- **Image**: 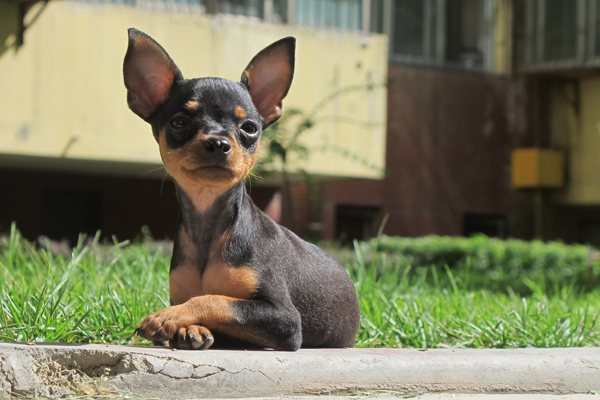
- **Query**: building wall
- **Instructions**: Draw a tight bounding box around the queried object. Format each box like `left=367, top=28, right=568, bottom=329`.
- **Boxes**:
left=543, top=76, right=600, bottom=244
left=0, top=166, right=286, bottom=242
left=322, top=63, right=531, bottom=241
left=0, top=1, right=387, bottom=181
left=0, top=0, right=389, bottom=241
left=493, top=0, right=513, bottom=75
left=0, top=168, right=178, bottom=242
left=549, top=77, right=600, bottom=204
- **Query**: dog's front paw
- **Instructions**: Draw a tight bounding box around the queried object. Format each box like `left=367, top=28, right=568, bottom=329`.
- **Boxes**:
left=135, top=304, right=196, bottom=343
left=170, top=325, right=214, bottom=350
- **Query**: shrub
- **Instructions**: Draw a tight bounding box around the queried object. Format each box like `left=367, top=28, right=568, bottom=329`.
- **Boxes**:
left=358, top=235, right=600, bottom=295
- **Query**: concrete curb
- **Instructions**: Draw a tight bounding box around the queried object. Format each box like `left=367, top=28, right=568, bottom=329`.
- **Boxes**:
left=1, top=343, right=599, bottom=399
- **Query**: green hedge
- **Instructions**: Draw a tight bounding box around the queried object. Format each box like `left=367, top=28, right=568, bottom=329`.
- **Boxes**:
left=359, top=235, right=600, bottom=294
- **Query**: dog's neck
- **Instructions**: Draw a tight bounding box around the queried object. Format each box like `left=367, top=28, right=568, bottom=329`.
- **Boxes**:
left=177, top=181, right=245, bottom=239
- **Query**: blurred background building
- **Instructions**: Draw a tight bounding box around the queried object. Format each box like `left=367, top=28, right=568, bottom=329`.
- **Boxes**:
left=0, top=0, right=388, bottom=243
left=321, top=0, right=600, bottom=247
left=1, top=0, right=599, bottom=247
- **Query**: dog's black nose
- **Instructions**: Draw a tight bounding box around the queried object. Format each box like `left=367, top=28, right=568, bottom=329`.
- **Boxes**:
left=204, top=137, right=232, bottom=154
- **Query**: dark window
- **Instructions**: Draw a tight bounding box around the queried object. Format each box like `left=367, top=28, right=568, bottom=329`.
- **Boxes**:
left=41, top=189, right=102, bottom=245
left=514, top=0, right=600, bottom=71
left=542, top=0, right=579, bottom=62
left=446, top=0, right=486, bottom=68
left=295, top=0, right=363, bottom=30
left=393, top=0, right=429, bottom=57
left=271, top=0, right=287, bottom=22
left=463, top=213, right=507, bottom=238
left=215, top=0, right=263, bottom=17
left=335, top=205, right=380, bottom=245
left=390, top=0, right=492, bottom=70
left=370, top=0, right=385, bottom=33
left=594, top=0, right=600, bottom=56
left=579, top=219, right=600, bottom=247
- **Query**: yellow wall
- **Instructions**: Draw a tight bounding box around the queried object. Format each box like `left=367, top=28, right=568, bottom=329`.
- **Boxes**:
left=549, top=77, right=600, bottom=204
left=0, top=1, right=387, bottom=180
left=493, top=0, right=512, bottom=74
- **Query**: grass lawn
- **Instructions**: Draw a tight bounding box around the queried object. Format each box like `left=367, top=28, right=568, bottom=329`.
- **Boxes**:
left=1, top=225, right=599, bottom=348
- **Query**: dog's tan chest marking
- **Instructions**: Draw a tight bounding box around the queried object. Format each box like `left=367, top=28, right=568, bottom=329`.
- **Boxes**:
left=170, top=228, right=259, bottom=305
left=202, top=264, right=258, bottom=300
left=170, top=264, right=204, bottom=305
left=170, top=263, right=259, bottom=305
left=170, top=229, right=202, bottom=305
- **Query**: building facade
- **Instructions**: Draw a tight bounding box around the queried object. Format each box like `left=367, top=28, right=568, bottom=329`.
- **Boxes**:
left=322, top=0, right=600, bottom=247
left=0, top=0, right=387, bottom=243
left=513, top=0, right=600, bottom=245
left=321, top=0, right=530, bottom=243
left=4, top=0, right=600, bottom=247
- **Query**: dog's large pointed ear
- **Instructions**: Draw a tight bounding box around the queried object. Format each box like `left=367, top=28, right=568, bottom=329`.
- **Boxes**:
left=123, top=28, right=183, bottom=120
left=241, top=37, right=295, bottom=128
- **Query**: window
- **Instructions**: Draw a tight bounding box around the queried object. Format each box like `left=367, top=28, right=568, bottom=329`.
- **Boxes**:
left=369, top=0, right=386, bottom=33
left=542, top=0, right=580, bottom=62
left=335, top=205, right=381, bottom=245
left=209, top=0, right=286, bottom=19
left=72, top=0, right=380, bottom=30
left=515, top=0, right=600, bottom=71
left=463, top=213, right=507, bottom=238
left=579, top=219, right=600, bottom=247
left=214, top=0, right=263, bottom=17
left=392, top=0, right=437, bottom=58
left=593, top=0, right=600, bottom=57
left=294, top=0, right=363, bottom=30
left=389, top=0, right=495, bottom=71
left=446, top=0, right=489, bottom=68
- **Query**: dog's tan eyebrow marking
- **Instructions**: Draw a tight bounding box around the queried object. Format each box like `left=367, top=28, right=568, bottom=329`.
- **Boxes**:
left=185, top=100, right=200, bottom=111
left=235, top=105, right=247, bottom=119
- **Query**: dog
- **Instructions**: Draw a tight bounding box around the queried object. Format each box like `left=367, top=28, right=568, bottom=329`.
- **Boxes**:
left=123, top=28, right=360, bottom=350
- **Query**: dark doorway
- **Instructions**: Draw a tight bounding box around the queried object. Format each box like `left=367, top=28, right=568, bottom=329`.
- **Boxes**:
left=41, top=189, right=102, bottom=244
left=463, top=213, right=507, bottom=238
left=335, top=205, right=381, bottom=245
left=579, top=219, right=600, bottom=248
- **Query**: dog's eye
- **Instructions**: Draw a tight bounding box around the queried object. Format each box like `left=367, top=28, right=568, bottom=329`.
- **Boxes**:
left=170, top=116, right=191, bottom=129
left=241, top=122, right=258, bottom=135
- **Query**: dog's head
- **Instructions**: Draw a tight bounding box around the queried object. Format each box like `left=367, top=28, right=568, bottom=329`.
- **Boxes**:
left=123, top=29, right=295, bottom=193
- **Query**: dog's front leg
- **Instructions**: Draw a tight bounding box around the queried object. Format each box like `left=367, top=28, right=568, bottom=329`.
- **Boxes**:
left=135, top=294, right=302, bottom=351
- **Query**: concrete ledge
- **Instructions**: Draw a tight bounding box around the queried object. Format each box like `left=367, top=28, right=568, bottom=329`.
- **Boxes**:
left=1, top=343, right=599, bottom=399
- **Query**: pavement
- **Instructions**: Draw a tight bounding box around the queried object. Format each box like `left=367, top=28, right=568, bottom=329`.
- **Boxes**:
left=0, top=343, right=599, bottom=399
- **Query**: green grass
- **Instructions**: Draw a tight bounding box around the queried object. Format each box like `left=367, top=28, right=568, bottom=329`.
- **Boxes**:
left=352, top=258, right=600, bottom=348
left=0, top=225, right=169, bottom=345
left=1, top=224, right=599, bottom=348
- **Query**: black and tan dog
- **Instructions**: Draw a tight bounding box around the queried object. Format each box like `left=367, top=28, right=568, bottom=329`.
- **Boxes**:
left=123, top=29, right=360, bottom=351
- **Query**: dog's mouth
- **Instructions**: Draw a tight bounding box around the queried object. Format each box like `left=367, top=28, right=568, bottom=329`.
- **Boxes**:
left=181, top=163, right=234, bottom=180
